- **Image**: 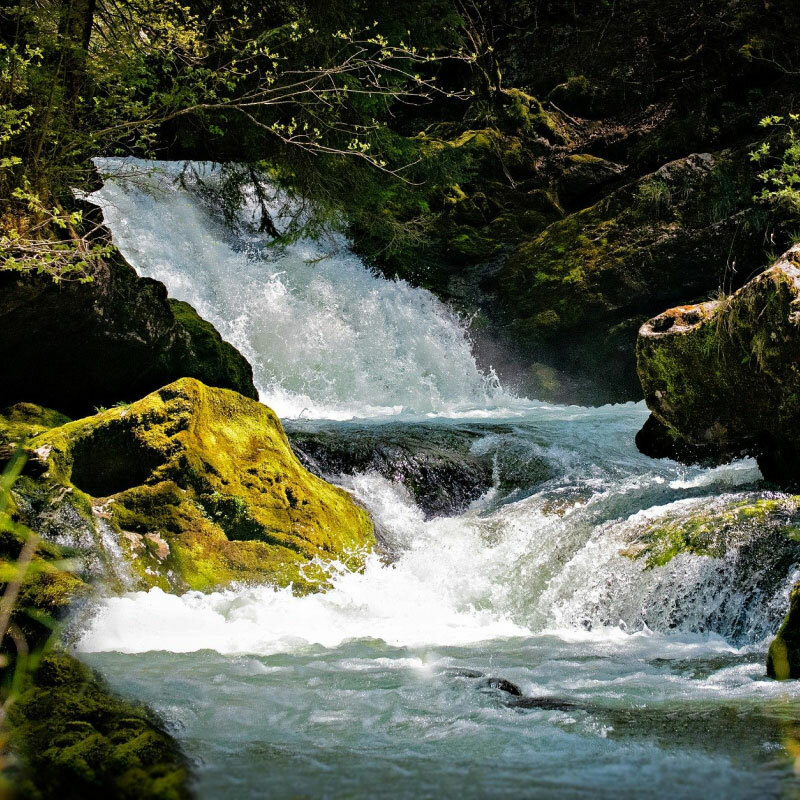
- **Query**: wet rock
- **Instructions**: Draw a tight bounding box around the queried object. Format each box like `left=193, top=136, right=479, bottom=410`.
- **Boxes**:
left=288, top=424, right=493, bottom=517
left=480, top=677, right=523, bottom=696
left=0, top=248, right=257, bottom=417
left=442, top=668, right=486, bottom=679
left=635, top=244, right=800, bottom=484
left=288, top=422, right=553, bottom=517
left=15, top=378, right=374, bottom=593
left=510, top=696, right=582, bottom=712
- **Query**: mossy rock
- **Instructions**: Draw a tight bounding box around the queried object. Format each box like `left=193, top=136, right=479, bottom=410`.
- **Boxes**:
left=7, top=652, right=191, bottom=800
left=768, top=582, right=800, bottom=680
left=636, top=244, right=800, bottom=483
left=620, top=495, right=800, bottom=569
left=492, top=150, right=764, bottom=403
left=22, top=378, right=374, bottom=593
left=0, top=250, right=257, bottom=417
left=167, top=299, right=256, bottom=401
left=0, top=403, right=71, bottom=453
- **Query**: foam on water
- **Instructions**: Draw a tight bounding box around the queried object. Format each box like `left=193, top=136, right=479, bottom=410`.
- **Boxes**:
left=75, top=159, right=800, bottom=799
left=81, top=158, right=797, bottom=663
left=79, top=439, right=787, bottom=656
left=89, top=158, right=519, bottom=420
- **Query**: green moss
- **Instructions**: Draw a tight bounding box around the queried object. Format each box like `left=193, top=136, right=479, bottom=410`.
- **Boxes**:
left=636, top=247, right=800, bottom=470
left=24, top=378, right=374, bottom=592
left=621, top=496, right=800, bottom=569
left=0, top=403, right=71, bottom=449
left=768, top=582, right=800, bottom=680
left=500, top=89, right=571, bottom=144
left=168, top=299, right=257, bottom=401
left=7, top=652, right=191, bottom=800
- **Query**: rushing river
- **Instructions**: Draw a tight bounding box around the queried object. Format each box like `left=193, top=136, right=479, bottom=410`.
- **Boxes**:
left=80, top=160, right=800, bottom=799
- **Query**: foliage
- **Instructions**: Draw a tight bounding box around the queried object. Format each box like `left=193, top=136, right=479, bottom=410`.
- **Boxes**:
left=751, top=115, right=800, bottom=217
left=0, top=0, right=473, bottom=278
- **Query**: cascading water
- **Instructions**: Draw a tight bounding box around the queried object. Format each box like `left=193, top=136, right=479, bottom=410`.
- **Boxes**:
left=90, top=158, right=513, bottom=420
left=80, top=160, right=800, bottom=799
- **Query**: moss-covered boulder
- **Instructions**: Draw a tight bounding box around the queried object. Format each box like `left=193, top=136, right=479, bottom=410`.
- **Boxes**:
left=0, top=246, right=257, bottom=417
left=0, top=403, right=71, bottom=455
left=768, top=583, right=800, bottom=681
left=616, top=492, right=800, bottom=662
left=19, top=378, right=373, bottom=592
left=7, top=652, right=190, bottom=800
left=493, top=150, right=764, bottom=402
left=636, top=244, right=800, bottom=483
left=620, top=495, right=800, bottom=569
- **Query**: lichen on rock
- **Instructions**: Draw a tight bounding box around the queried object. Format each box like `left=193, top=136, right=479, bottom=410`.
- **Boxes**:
left=17, top=378, right=374, bottom=593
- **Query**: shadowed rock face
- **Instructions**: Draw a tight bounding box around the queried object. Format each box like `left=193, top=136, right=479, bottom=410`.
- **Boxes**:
left=635, top=244, right=800, bottom=484
left=0, top=248, right=257, bottom=417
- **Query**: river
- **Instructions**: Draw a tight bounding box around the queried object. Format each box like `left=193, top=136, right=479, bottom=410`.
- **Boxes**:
left=78, top=159, right=800, bottom=799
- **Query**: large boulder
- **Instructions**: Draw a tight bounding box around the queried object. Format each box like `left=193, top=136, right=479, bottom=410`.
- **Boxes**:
left=288, top=421, right=554, bottom=518
left=13, top=378, right=374, bottom=593
left=636, top=244, right=800, bottom=483
left=0, top=250, right=257, bottom=417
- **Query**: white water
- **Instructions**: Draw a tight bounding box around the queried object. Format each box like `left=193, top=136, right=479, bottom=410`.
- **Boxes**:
left=90, top=158, right=519, bottom=420
left=81, top=161, right=797, bottom=658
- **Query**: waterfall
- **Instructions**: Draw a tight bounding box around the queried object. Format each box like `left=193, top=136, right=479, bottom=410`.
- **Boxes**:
left=89, top=158, right=517, bottom=420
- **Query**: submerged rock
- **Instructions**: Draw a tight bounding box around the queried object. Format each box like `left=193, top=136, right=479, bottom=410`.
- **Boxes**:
left=0, top=249, right=257, bottom=417
left=15, top=378, right=374, bottom=593
left=288, top=422, right=554, bottom=517
left=636, top=244, right=800, bottom=483
left=288, top=424, right=494, bottom=517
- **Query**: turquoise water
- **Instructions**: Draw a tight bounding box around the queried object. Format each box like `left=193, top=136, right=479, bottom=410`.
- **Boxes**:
left=78, top=407, right=800, bottom=800
left=84, top=634, right=800, bottom=799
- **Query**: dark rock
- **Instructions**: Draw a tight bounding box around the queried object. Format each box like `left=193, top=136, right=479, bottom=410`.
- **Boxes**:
left=510, top=696, right=582, bottom=712
left=480, top=677, right=523, bottom=696
left=0, top=248, right=257, bottom=417
left=288, top=424, right=494, bottom=517
left=493, top=150, right=766, bottom=404
left=557, top=153, right=628, bottom=208
left=442, top=668, right=486, bottom=679
left=288, top=422, right=554, bottom=517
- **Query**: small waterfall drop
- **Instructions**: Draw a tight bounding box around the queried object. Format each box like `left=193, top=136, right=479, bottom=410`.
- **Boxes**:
left=81, top=160, right=797, bottom=659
